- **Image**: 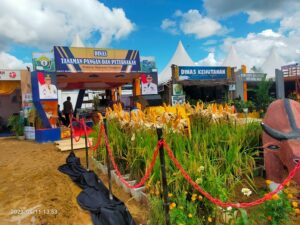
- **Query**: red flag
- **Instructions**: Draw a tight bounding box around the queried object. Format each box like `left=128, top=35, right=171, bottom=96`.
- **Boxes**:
left=37, top=72, right=45, bottom=85
left=140, top=73, right=147, bottom=84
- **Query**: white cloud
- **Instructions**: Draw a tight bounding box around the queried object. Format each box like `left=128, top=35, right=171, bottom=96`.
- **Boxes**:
left=196, top=52, right=219, bottom=66
left=179, top=10, right=226, bottom=38
left=280, top=11, right=300, bottom=32
left=160, top=19, right=178, bottom=35
left=161, top=9, right=227, bottom=39
left=220, top=27, right=300, bottom=69
left=0, top=0, right=135, bottom=49
left=0, top=52, right=31, bottom=69
left=204, top=0, right=300, bottom=23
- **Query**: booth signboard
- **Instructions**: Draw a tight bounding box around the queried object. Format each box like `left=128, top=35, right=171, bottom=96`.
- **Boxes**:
left=178, top=66, right=228, bottom=80
left=240, top=73, right=266, bottom=82
left=140, top=72, right=158, bottom=95
left=140, top=56, right=156, bottom=73
left=0, top=70, right=21, bottom=80
left=32, top=52, right=55, bottom=71
left=31, top=71, right=58, bottom=130
left=173, top=84, right=183, bottom=95
left=54, top=46, right=140, bottom=73
left=171, top=95, right=185, bottom=106
left=37, top=72, right=58, bottom=100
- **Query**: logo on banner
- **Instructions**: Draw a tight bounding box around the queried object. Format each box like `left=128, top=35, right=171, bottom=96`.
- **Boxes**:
left=32, top=52, right=55, bottom=71
left=9, top=72, right=16, bottom=78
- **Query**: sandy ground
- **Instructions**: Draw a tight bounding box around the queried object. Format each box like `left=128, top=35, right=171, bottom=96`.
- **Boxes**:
left=0, top=138, right=148, bottom=225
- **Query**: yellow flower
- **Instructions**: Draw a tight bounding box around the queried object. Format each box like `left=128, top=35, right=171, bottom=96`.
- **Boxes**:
left=283, top=189, right=289, bottom=194
left=265, top=180, right=273, bottom=185
left=192, top=193, right=197, bottom=197
left=169, top=202, right=176, bottom=210
left=272, top=194, right=280, bottom=200
left=179, top=206, right=184, bottom=210
left=288, top=194, right=293, bottom=199
left=198, top=195, right=203, bottom=201
left=188, top=213, right=193, bottom=218
left=184, top=191, right=188, bottom=195
left=168, top=193, right=173, bottom=198
left=208, top=216, right=212, bottom=222
left=292, top=201, right=299, bottom=208
left=294, top=208, right=300, bottom=214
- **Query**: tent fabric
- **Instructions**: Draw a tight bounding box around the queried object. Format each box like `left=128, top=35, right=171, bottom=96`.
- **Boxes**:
left=71, top=34, right=85, bottom=48
left=0, top=81, right=20, bottom=95
left=261, top=47, right=285, bottom=79
left=58, top=152, right=136, bottom=225
left=222, top=46, right=243, bottom=68
left=158, top=40, right=195, bottom=85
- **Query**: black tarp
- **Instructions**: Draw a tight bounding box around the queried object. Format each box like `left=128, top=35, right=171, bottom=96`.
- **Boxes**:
left=58, top=152, right=136, bottom=225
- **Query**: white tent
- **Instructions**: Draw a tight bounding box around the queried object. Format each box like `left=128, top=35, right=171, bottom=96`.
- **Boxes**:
left=158, top=41, right=194, bottom=85
left=222, top=46, right=243, bottom=69
left=261, top=47, right=285, bottom=79
left=196, top=52, right=218, bottom=66
left=71, top=34, right=85, bottom=48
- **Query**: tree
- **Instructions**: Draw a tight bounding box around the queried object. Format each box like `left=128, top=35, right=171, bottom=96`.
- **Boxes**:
left=255, top=77, right=273, bottom=113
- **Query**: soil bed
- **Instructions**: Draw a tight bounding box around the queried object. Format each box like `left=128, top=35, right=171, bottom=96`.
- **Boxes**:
left=0, top=138, right=148, bottom=225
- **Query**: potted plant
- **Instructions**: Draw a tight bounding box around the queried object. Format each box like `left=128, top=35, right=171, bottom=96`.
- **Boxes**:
left=7, top=113, right=24, bottom=139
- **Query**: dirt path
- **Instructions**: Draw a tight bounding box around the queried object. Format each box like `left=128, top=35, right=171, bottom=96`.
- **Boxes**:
left=0, top=138, right=148, bottom=225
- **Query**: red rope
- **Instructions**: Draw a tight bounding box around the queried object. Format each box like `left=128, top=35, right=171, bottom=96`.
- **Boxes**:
left=103, top=126, right=162, bottom=189
left=69, top=116, right=82, bottom=143
left=162, top=140, right=300, bottom=208
left=80, top=119, right=104, bottom=151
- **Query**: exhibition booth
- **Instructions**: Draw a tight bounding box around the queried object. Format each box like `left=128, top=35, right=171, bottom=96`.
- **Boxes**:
left=29, top=46, right=158, bottom=142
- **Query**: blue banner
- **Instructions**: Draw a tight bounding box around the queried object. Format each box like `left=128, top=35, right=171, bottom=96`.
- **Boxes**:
left=178, top=66, right=228, bottom=80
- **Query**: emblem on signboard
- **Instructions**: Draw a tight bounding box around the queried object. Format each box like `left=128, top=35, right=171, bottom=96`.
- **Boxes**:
left=9, top=72, right=16, bottom=78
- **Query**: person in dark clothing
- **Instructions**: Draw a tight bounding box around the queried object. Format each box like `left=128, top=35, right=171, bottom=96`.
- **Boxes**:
left=57, top=104, right=66, bottom=126
left=63, top=96, right=73, bottom=126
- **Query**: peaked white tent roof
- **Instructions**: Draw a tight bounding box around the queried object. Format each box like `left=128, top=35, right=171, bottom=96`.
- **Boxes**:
left=261, top=47, right=285, bottom=79
left=71, top=34, right=85, bottom=47
left=196, top=52, right=218, bottom=66
left=158, top=41, right=194, bottom=84
left=222, top=46, right=243, bottom=68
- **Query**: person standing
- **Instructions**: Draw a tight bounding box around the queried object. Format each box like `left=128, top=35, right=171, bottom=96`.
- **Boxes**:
left=63, top=96, right=73, bottom=126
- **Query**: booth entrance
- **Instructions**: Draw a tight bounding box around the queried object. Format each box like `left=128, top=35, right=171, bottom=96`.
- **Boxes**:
left=56, top=71, right=141, bottom=114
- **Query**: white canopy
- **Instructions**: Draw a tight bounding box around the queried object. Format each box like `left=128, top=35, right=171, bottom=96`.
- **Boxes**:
left=158, top=41, right=194, bottom=85
left=261, top=47, right=285, bottom=79
left=222, top=46, right=243, bottom=69
left=71, top=34, right=85, bottom=48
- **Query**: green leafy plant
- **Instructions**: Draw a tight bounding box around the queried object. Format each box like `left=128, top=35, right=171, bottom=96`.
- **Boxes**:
left=255, top=192, right=293, bottom=225
left=7, top=114, right=24, bottom=137
left=97, top=106, right=265, bottom=223
left=255, top=78, right=274, bottom=113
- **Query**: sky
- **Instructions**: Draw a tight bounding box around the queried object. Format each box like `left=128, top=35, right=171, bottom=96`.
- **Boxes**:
left=0, top=0, right=300, bottom=73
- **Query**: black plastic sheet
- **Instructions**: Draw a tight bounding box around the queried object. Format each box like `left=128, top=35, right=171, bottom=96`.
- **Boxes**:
left=58, top=152, right=136, bottom=225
